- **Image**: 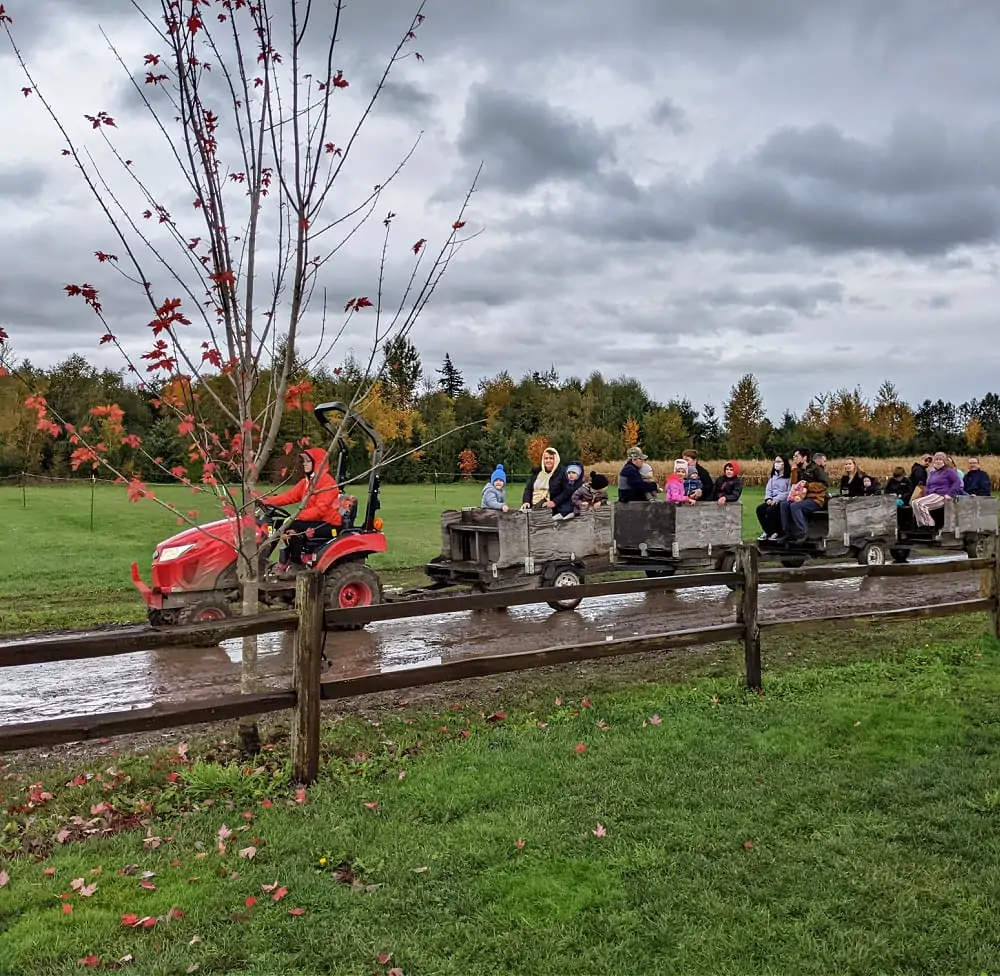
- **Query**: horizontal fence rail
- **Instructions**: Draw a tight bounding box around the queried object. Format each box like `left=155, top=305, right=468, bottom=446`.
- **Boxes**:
left=0, top=540, right=997, bottom=781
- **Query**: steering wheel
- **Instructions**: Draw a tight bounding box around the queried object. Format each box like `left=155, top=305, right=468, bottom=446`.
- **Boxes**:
left=255, top=501, right=293, bottom=523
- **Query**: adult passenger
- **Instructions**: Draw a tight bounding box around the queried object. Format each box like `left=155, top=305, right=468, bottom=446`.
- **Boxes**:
left=964, top=457, right=992, bottom=497
left=757, top=455, right=791, bottom=539
left=911, top=452, right=964, bottom=527
left=521, top=447, right=574, bottom=516
left=779, top=447, right=829, bottom=541
left=618, top=446, right=660, bottom=502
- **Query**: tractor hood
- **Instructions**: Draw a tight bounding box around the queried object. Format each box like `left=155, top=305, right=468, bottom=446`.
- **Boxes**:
left=155, top=518, right=238, bottom=554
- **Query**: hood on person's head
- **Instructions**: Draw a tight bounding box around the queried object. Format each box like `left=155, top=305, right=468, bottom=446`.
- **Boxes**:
left=490, top=464, right=506, bottom=486
left=590, top=472, right=609, bottom=491
left=566, top=463, right=583, bottom=481
left=724, top=460, right=741, bottom=477
left=541, top=448, right=560, bottom=472
left=302, top=448, right=328, bottom=475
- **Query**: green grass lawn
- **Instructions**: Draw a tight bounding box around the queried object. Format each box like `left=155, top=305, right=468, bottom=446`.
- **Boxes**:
left=0, top=483, right=766, bottom=633
left=1, top=627, right=998, bottom=975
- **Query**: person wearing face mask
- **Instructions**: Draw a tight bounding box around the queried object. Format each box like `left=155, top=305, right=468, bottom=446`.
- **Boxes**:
left=757, top=455, right=791, bottom=539
left=911, top=451, right=964, bottom=527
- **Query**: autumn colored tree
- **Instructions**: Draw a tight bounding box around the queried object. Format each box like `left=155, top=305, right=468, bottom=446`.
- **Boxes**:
left=870, top=381, right=916, bottom=444
left=526, top=436, right=549, bottom=467
left=621, top=416, right=641, bottom=450
left=0, top=1, right=480, bottom=749
left=724, top=373, right=766, bottom=455
left=966, top=417, right=987, bottom=450
left=457, top=448, right=478, bottom=479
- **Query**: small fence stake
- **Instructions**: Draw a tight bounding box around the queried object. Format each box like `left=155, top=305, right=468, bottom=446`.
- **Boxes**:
left=735, top=544, right=762, bottom=690
left=291, top=571, right=324, bottom=785
left=991, top=534, right=1000, bottom=641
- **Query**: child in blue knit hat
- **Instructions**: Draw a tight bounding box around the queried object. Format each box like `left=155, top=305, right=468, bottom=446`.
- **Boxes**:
left=482, top=464, right=509, bottom=512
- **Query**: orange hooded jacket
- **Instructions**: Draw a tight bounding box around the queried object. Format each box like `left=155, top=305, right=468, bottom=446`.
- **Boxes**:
left=265, top=448, right=342, bottom=526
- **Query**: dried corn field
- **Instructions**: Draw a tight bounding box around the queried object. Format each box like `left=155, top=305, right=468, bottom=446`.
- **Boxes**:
left=590, top=456, right=1000, bottom=489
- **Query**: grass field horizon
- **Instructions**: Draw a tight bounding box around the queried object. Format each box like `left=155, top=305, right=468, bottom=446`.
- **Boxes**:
left=0, top=482, right=766, bottom=632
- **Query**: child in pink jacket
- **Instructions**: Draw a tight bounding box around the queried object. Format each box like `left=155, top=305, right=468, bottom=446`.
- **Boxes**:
left=665, top=459, right=696, bottom=504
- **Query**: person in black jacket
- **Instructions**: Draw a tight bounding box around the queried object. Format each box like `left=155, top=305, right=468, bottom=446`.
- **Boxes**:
left=964, top=457, right=992, bottom=496
left=618, top=446, right=659, bottom=502
left=521, top=447, right=574, bottom=516
left=839, top=458, right=867, bottom=497
left=713, top=460, right=744, bottom=506
left=884, top=466, right=913, bottom=503
left=910, top=453, right=932, bottom=499
left=682, top=449, right=715, bottom=501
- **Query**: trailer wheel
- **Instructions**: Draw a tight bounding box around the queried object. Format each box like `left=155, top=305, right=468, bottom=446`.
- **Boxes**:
left=547, top=569, right=583, bottom=612
left=858, top=542, right=887, bottom=567
left=644, top=567, right=676, bottom=578
left=713, top=552, right=738, bottom=591
left=325, top=561, right=382, bottom=630
left=889, top=547, right=910, bottom=564
left=964, top=534, right=991, bottom=560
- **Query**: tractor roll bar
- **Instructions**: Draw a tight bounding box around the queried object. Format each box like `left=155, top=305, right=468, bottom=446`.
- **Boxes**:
left=313, top=401, right=384, bottom=531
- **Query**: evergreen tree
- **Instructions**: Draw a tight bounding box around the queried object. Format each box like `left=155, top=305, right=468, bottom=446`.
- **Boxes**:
left=723, top=373, right=766, bottom=455
left=436, top=353, right=465, bottom=398
left=382, top=334, right=423, bottom=408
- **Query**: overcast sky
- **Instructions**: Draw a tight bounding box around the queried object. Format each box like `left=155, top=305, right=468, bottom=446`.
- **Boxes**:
left=3, top=0, right=1000, bottom=418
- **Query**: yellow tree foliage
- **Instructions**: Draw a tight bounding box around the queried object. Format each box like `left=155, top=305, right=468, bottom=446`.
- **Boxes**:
left=621, top=416, right=640, bottom=450
left=358, top=381, right=416, bottom=445
left=479, top=372, right=514, bottom=430
left=827, top=387, right=871, bottom=433
left=966, top=417, right=987, bottom=449
left=724, top=373, right=766, bottom=454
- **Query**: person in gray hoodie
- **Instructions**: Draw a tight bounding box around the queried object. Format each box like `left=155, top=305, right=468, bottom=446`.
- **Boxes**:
left=482, top=464, right=509, bottom=512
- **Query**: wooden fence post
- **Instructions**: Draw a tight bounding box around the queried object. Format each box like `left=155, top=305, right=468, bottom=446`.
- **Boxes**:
left=291, top=571, right=325, bottom=785
left=990, top=533, right=1000, bottom=640
left=735, top=544, right=762, bottom=691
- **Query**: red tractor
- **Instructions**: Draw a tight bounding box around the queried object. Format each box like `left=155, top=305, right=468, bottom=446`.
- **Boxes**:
left=131, top=402, right=386, bottom=628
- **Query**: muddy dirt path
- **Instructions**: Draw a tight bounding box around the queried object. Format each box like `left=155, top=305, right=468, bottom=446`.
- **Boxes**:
left=0, top=557, right=983, bottom=727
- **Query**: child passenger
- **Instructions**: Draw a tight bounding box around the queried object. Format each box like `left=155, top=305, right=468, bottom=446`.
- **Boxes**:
left=481, top=465, right=509, bottom=512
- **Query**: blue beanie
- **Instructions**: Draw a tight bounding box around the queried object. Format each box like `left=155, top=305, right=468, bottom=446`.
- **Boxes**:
left=490, top=464, right=506, bottom=485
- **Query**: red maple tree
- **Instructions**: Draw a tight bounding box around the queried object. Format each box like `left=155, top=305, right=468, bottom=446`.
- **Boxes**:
left=0, top=0, right=479, bottom=722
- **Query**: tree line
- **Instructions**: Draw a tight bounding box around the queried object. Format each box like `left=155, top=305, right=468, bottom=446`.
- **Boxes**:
left=2, top=340, right=998, bottom=485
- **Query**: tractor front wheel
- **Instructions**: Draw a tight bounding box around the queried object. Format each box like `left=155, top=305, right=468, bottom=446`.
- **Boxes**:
left=325, top=561, right=383, bottom=630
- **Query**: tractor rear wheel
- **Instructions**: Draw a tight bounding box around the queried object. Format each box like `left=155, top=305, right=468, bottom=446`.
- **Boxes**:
left=325, top=561, right=383, bottom=630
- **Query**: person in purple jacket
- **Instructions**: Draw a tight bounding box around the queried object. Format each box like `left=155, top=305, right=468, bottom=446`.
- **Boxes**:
left=911, top=451, right=964, bottom=527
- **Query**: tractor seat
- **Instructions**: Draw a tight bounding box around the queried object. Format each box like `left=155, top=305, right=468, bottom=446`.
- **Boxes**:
left=339, top=496, right=359, bottom=532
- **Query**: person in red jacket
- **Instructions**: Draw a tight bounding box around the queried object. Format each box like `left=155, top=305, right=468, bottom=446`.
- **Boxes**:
left=263, top=448, right=342, bottom=576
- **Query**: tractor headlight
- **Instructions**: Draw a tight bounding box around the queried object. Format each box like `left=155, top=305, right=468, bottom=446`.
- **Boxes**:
left=157, top=544, right=195, bottom=562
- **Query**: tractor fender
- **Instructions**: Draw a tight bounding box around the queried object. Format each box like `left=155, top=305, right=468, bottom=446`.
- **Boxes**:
left=313, top=531, right=387, bottom=573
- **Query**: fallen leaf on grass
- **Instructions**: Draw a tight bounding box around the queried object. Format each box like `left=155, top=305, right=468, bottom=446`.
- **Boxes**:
left=363, top=802, right=379, bottom=811
left=56, top=828, right=72, bottom=844
left=238, top=846, right=257, bottom=860
left=118, top=955, right=135, bottom=965
left=217, top=824, right=232, bottom=842
left=119, top=864, right=139, bottom=876
left=261, top=799, right=273, bottom=809
left=188, top=936, right=202, bottom=946
left=43, top=867, right=56, bottom=877
left=70, top=878, right=86, bottom=891
left=77, top=955, right=100, bottom=968
left=574, top=743, right=587, bottom=754
left=411, top=866, right=428, bottom=873
left=592, top=824, right=607, bottom=838
left=294, top=787, right=308, bottom=805
left=581, top=698, right=592, bottom=708
left=711, top=696, right=720, bottom=705
left=486, top=711, right=506, bottom=722
left=0, top=870, right=8, bottom=887
left=554, top=696, right=563, bottom=706
left=377, top=952, right=393, bottom=965
left=649, top=714, right=662, bottom=726
left=140, top=871, right=155, bottom=881
left=744, top=840, right=754, bottom=850
left=288, top=907, right=306, bottom=916
left=140, top=881, right=157, bottom=891
left=62, top=903, right=73, bottom=915
left=90, top=802, right=112, bottom=816
left=187, top=965, right=200, bottom=974
left=245, top=896, right=257, bottom=908
left=79, top=883, right=98, bottom=898
left=514, top=838, right=525, bottom=850
left=389, top=968, right=404, bottom=976
left=121, top=914, right=139, bottom=927
left=170, top=859, right=182, bottom=867
left=271, top=886, right=289, bottom=902
left=261, top=881, right=280, bottom=893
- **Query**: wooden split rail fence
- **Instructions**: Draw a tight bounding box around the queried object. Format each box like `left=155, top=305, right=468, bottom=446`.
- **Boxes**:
left=1, top=540, right=998, bottom=783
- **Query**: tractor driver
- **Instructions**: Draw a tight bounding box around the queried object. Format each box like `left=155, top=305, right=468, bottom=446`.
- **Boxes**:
left=263, top=448, right=343, bottom=578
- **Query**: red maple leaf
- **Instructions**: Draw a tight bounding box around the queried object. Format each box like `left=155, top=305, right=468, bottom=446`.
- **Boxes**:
left=452, top=220, right=466, bottom=230
left=77, top=955, right=100, bottom=968
left=331, top=70, right=349, bottom=88
left=21, top=87, right=31, bottom=97
left=126, top=478, right=148, bottom=503
left=412, top=238, right=426, bottom=255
